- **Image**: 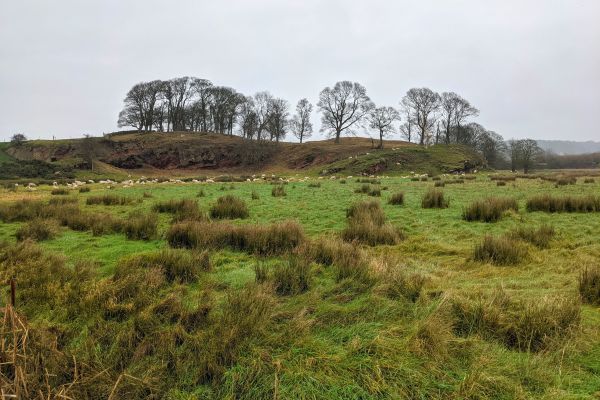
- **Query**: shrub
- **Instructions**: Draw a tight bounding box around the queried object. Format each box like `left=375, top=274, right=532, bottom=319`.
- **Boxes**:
left=271, top=185, right=286, bottom=197
left=462, top=197, right=519, bottom=222
left=473, top=235, right=527, bottom=265
left=15, top=219, right=58, bottom=241
left=509, top=224, right=555, bottom=248
left=273, top=256, right=311, bottom=295
left=434, top=181, right=445, bottom=187
left=451, top=291, right=580, bottom=352
left=86, top=194, right=134, bottom=206
left=578, top=266, right=600, bottom=305
left=388, top=192, right=404, bottom=205
left=117, top=249, right=211, bottom=283
left=167, top=220, right=305, bottom=255
left=209, top=195, right=249, bottom=219
left=421, top=188, right=449, bottom=209
left=526, top=195, right=600, bottom=213
left=123, top=212, right=158, bottom=240
left=342, top=200, right=403, bottom=246
left=78, top=186, right=91, bottom=193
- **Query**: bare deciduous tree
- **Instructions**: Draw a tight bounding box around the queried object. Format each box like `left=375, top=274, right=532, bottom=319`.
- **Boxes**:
left=368, top=106, right=400, bottom=148
left=266, top=98, right=290, bottom=142
left=291, top=98, right=313, bottom=143
left=401, top=88, right=441, bottom=146
left=317, top=81, right=374, bottom=143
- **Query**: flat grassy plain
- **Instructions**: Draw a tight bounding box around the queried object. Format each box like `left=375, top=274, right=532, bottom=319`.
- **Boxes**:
left=0, top=173, right=599, bottom=398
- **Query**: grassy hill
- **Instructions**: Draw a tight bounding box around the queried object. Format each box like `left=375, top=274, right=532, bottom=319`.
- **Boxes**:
left=2, top=132, right=484, bottom=179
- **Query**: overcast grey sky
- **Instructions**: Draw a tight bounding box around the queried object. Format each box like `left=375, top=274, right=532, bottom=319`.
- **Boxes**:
left=1, top=0, right=599, bottom=142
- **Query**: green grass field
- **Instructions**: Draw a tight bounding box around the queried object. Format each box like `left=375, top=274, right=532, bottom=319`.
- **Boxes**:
left=0, top=173, right=599, bottom=398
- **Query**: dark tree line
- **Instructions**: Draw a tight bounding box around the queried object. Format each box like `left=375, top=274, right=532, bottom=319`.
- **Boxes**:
left=117, top=77, right=543, bottom=171
left=117, top=77, right=311, bottom=142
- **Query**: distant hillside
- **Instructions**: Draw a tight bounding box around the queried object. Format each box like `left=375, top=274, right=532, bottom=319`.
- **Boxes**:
left=537, top=140, right=600, bottom=155
left=2, top=132, right=484, bottom=177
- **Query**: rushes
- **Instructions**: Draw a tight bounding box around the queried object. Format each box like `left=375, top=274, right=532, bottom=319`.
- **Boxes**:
left=209, top=195, right=249, bottom=219
left=462, top=197, right=518, bottom=222
left=86, top=194, right=135, bottom=206
left=526, top=194, right=600, bottom=212
left=421, top=188, right=449, bottom=209
left=578, top=266, right=600, bottom=305
left=388, top=192, right=404, bottom=205
left=473, top=235, right=527, bottom=265
left=167, top=220, right=305, bottom=255
left=342, top=200, right=403, bottom=246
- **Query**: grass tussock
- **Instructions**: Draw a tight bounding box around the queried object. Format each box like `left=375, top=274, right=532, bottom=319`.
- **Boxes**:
left=451, top=290, right=580, bottom=352
left=272, top=256, right=312, bottom=295
left=15, top=219, right=59, bottom=241
left=421, top=188, right=449, bottom=209
left=153, top=198, right=205, bottom=221
left=342, top=200, right=403, bottom=246
left=86, top=194, right=134, bottom=206
left=578, top=266, right=600, bottom=305
left=48, top=196, right=78, bottom=205
left=496, top=181, right=507, bottom=186
left=509, top=224, right=555, bottom=248
left=526, top=194, right=600, bottom=213
left=51, top=188, right=69, bottom=195
left=308, top=182, right=321, bottom=188
left=462, top=197, right=519, bottom=222
left=117, top=248, right=211, bottom=283
left=473, top=235, right=528, bottom=265
left=251, top=190, right=259, bottom=200
left=583, top=178, right=595, bottom=184
left=434, top=181, right=445, bottom=187
left=209, top=195, right=249, bottom=219
left=123, top=212, right=159, bottom=240
left=78, top=186, right=91, bottom=193
left=167, top=220, right=305, bottom=255
left=271, top=185, right=286, bottom=197
left=377, top=267, right=427, bottom=302
left=388, top=192, right=404, bottom=205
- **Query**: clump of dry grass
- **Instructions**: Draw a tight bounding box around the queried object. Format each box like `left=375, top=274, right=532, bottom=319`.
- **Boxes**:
left=51, top=188, right=70, bottom=195
left=421, top=188, right=449, bottom=209
left=15, top=219, right=59, bottom=241
left=473, top=235, right=527, bottom=265
left=117, top=248, right=211, bottom=284
left=462, top=197, right=519, bottom=222
left=583, top=178, right=595, bottom=184
left=272, top=256, right=312, bottom=295
left=377, top=267, right=427, bottom=302
left=167, top=220, right=305, bottom=255
left=153, top=198, right=205, bottom=221
left=388, top=192, right=404, bottom=205
left=123, top=212, right=158, bottom=240
left=509, top=224, right=555, bottom=248
left=341, top=200, right=403, bottom=246
left=434, top=181, right=445, bottom=187
left=496, top=181, right=507, bottom=186
left=526, top=194, right=600, bottom=212
left=48, top=196, right=78, bottom=205
left=578, top=266, right=600, bottom=305
left=86, top=194, right=134, bottom=206
left=209, top=195, right=249, bottom=219
left=271, top=185, right=286, bottom=197
left=79, top=186, right=91, bottom=193
left=451, top=290, right=580, bottom=352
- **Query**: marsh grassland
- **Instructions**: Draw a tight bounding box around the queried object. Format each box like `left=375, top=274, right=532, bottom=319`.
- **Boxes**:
left=1, top=172, right=599, bottom=399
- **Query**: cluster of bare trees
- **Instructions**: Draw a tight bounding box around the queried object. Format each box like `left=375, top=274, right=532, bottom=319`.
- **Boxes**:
left=117, top=78, right=542, bottom=169
left=117, top=77, right=312, bottom=143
